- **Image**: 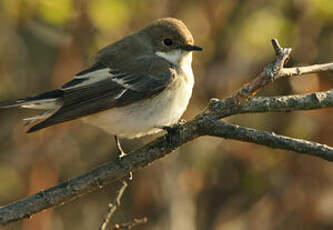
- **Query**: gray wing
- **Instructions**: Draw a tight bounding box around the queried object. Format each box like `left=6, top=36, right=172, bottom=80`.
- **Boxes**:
left=27, top=55, right=176, bottom=132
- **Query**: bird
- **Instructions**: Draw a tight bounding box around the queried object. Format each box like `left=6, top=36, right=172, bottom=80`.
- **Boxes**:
left=0, top=17, right=202, bottom=156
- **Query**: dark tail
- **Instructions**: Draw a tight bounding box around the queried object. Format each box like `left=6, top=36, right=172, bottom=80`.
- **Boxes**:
left=0, top=89, right=64, bottom=133
left=0, top=89, right=64, bottom=108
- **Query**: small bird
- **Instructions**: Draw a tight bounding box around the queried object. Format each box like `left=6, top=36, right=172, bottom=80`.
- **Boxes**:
left=0, top=17, right=202, bottom=155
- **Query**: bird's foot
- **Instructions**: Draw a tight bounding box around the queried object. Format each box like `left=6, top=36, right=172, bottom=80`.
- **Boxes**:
left=160, top=119, right=186, bottom=147
left=118, top=149, right=127, bottom=159
left=161, top=119, right=186, bottom=132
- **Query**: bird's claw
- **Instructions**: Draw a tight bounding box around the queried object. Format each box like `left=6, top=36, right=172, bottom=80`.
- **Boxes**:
left=118, top=150, right=127, bottom=159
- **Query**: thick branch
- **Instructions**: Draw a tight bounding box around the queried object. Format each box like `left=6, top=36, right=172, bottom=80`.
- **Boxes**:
left=1, top=108, right=333, bottom=224
left=0, top=120, right=199, bottom=225
left=0, top=39, right=332, bottom=225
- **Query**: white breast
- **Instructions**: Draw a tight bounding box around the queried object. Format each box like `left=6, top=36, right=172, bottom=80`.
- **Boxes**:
left=82, top=52, right=194, bottom=138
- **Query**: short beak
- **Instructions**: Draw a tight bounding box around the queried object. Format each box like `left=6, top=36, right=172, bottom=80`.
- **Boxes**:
left=180, top=44, right=203, bottom=51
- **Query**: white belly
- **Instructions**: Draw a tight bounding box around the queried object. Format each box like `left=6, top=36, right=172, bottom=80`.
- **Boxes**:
left=82, top=72, right=194, bottom=138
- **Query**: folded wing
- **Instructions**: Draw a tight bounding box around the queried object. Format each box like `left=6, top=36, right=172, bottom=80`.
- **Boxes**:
left=27, top=55, right=176, bottom=132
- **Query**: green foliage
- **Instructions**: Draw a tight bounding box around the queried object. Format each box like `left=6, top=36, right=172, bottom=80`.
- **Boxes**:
left=88, top=0, right=131, bottom=30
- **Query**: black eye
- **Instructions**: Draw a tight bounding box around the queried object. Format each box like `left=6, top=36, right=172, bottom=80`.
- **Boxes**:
left=163, top=38, right=173, bottom=46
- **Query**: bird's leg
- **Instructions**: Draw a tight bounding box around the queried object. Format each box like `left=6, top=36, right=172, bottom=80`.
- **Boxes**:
left=114, top=135, right=132, bottom=180
left=114, top=135, right=126, bottom=158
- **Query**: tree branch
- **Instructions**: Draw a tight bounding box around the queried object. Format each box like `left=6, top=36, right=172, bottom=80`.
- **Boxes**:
left=282, top=63, right=333, bottom=77
left=207, top=39, right=333, bottom=120
left=200, top=120, right=333, bottom=161
left=208, top=89, right=333, bottom=116
left=100, top=181, right=128, bottom=230
left=109, top=218, right=148, bottom=230
left=0, top=39, right=332, bottom=225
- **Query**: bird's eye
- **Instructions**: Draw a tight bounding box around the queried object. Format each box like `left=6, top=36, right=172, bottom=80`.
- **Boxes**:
left=163, top=38, right=173, bottom=46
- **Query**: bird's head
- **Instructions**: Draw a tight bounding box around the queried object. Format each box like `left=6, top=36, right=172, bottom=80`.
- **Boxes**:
left=142, top=17, right=202, bottom=65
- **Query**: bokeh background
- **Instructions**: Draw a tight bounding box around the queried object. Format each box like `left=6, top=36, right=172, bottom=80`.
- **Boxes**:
left=0, top=0, right=333, bottom=229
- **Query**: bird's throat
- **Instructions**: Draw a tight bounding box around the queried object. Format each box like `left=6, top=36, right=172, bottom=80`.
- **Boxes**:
left=155, top=50, right=192, bottom=66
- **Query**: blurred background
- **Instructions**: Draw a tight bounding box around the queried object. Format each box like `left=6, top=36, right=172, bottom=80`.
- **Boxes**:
left=0, top=0, right=332, bottom=229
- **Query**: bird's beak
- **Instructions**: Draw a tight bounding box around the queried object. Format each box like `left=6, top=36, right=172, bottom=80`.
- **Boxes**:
left=180, top=44, right=203, bottom=51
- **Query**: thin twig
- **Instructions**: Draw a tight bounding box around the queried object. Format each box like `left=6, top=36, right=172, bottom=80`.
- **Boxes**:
left=282, top=63, right=333, bottom=77
left=100, top=181, right=128, bottom=230
left=109, top=217, right=148, bottom=230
